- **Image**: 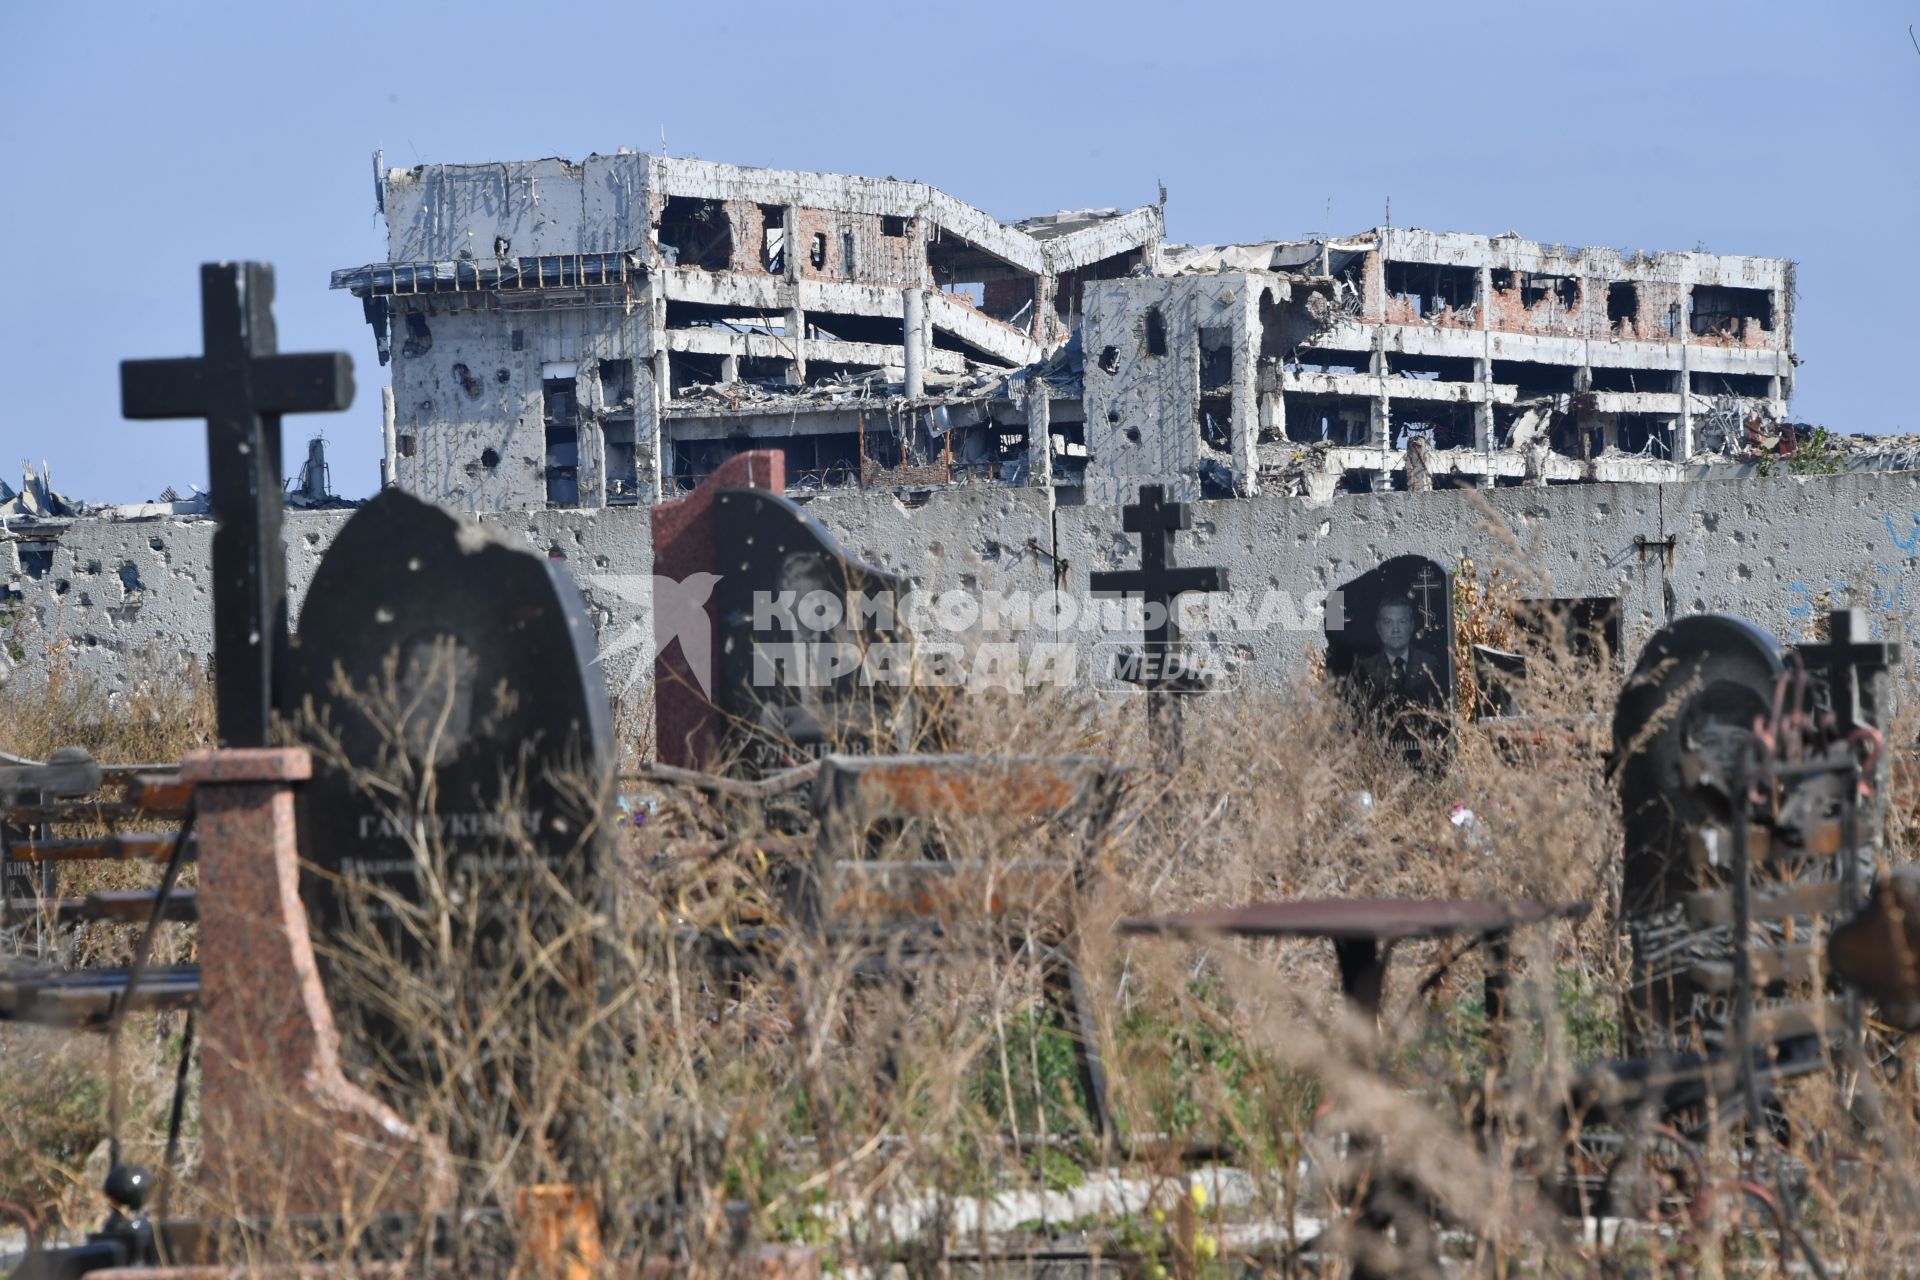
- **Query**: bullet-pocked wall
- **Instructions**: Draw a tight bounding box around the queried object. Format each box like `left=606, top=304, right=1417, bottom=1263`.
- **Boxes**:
left=390, top=300, right=656, bottom=512
left=7, top=473, right=1919, bottom=722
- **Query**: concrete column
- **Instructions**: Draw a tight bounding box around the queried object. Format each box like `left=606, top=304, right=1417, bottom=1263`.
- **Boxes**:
left=1261, top=388, right=1285, bottom=448
left=1369, top=343, right=1391, bottom=450
left=380, top=385, right=397, bottom=489
left=785, top=306, right=807, bottom=386
left=1407, top=435, right=1434, bottom=491
left=721, top=352, right=740, bottom=384
left=782, top=206, right=806, bottom=387
left=902, top=287, right=926, bottom=399
left=1474, top=265, right=1495, bottom=487
left=1026, top=379, right=1054, bottom=488
left=1231, top=296, right=1260, bottom=496
left=635, top=359, right=662, bottom=504
left=1676, top=337, right=1693, bottom=462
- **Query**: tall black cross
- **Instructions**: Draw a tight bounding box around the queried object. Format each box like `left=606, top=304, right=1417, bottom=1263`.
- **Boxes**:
left=1795, top=606, right=1900, bottom=738
left=1090, top=484, right=1230, bottom=764
left=121, top=264, right=354, bottom=747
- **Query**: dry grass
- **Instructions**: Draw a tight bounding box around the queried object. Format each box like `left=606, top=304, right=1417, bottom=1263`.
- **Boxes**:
left=3, top=607, right=1919, bottom=1276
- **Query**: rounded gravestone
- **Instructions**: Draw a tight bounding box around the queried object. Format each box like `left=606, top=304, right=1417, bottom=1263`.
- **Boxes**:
left=1325, top=554, right=1455, bottom=762
left=280, top=488, right=614, bottom=1171
left=1612, top=613, right=1784, bottom=1053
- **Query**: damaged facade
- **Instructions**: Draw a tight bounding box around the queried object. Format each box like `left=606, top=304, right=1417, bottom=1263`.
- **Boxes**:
left=330, top=156, right=1794, bottom=510
left=332, top=153, right=1160, bottom=510
left=1085, top=229, right=1794, bottom=502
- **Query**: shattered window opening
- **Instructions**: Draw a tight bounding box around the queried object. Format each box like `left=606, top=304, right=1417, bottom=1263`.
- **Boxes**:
left=1289, top=348, right=1368, bottom=376
left=1390, top=399, right=1475, bottom=451
left=1284, top=392, right=1371, bottom=446
left=759, top=205, right=787, bottom=273
left=1386, top=352, right=1478, bottom=382
left=1607, top=282, right=1639, bottom=333
left=1491, top=359, right=1579, bottom=396
left=543, top=376, right=581, bottom=508
left=1143, top=306, right=1168, bottom=357
left=657, top=196, right=734, bottom=271
left=1690, top=371, right=1773, bottom=398
left=1492, top=269, right=1578, bottom=312
left=604, top=418, right=637, bottom=504
left=1616, top=414, right=1672, bottom=458
left=1384, top=261, right=1476, bottom=318
left=1199, top=327, right=1235, bottom=392
left=1689, top=284, right=1774, bottom=338
left=1590, top=367, right=1654, bottom=393
left=598, top=359, right=636, bottom=407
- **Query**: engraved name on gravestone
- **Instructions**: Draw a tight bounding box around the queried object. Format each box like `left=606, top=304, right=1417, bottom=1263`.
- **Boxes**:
left=281, top=488, right=614, bottom=1164
left=1613, top=614, right=1786, bottom=1055
left=1325, top=555, right=1455, bottom=760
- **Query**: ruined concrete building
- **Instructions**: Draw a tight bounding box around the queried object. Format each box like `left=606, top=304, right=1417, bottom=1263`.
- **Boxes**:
left=1085, top=229, right=1793, bottom=502
left=332, top=153, right=1159, bottom=510
left=331, top=153, right=1794, bottom=510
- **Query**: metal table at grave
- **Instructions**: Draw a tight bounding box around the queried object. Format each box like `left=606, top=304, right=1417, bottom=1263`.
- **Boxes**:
left=1119, top=897, right=1588, bottom=1021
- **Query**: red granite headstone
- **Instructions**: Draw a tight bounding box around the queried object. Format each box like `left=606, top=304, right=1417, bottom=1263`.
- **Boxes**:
left=650, top=451, right=786, bottom=768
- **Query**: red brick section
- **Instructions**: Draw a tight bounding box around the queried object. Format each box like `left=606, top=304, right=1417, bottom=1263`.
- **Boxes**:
left=180, top=747, right=452, bottom=1218
left=650, top=450, right=786, bottom=769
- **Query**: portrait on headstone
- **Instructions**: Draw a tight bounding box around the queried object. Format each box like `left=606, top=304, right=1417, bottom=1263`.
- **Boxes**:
left=1325, top=555, right=1455, bottom=756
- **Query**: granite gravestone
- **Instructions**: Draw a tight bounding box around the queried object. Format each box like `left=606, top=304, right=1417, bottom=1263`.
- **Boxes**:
left=650, top=451, right=787, bottom=769
left=1326, top=555, right=1454, bottom=758
left=1612, top=614, right=1785, bottom=1054
left=281, top=488, right=615, bottom=1168
left=711, top=486, right=912, bottom=774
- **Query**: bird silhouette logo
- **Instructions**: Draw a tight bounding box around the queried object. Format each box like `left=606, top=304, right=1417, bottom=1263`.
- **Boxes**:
left=583, top=573, right=723, bottom=699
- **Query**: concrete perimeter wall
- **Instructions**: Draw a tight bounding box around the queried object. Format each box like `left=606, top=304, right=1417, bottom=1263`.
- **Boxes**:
left=6, top=473, right=1918, bottom=716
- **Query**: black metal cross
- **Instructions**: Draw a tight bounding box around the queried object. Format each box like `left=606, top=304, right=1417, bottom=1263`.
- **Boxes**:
left=1090, top=484, right=1229, bottom=764
left=121, top=264, right=354, bottom=748
left=1795, top=607, right=1899, bottom=737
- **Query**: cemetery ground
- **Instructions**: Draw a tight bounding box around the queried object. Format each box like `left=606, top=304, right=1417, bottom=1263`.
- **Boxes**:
left=5, top=607, right=1920, bottom=1278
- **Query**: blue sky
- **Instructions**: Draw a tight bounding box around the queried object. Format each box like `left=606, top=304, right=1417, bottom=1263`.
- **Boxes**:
left=2, top=0, right=1915, bottom=504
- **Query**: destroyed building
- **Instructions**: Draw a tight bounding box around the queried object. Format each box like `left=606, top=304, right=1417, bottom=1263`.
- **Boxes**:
left=1085, top=229, right=1794, bottom=503
left=331, top=153, right=1161, bottom=511
left=328, top=156, right=1794, bottom=511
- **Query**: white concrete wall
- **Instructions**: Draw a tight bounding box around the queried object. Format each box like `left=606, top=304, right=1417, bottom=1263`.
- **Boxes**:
left=383, top=154, right=652, bottom=262
left=1082, top=274, right=1262, bottom=505
left=9, top=473, right=1920, bottom=715
left=391, top=298, right=656, bottom=512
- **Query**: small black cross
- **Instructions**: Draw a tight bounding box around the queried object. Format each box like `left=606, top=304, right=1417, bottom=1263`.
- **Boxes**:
left=1090, top=484, right=1229, bottom=762
left=121, top=264, right=354, bottom=747
left=1794, top=607, right=1899, bottom=737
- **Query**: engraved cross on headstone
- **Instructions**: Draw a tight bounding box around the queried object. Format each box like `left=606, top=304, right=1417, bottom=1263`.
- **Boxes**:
left=1090, top=484, right=1229, bottom=765
left=120, top=264, right=354, bottom=747
left=1411, top=563, right=1447, bottom=632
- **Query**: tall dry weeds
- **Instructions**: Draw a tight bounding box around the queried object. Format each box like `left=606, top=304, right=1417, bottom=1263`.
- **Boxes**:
left=6, top=597, right=1920, bottom=1275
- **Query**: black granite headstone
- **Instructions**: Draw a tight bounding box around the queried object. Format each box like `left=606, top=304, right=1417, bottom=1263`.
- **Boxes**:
left=1326, top=555, right=1455, bottom=757
left=1612, top=614, right=1785, bottom=1053
left=280, top=488, right=614, bottom=1168
left=711, top=487, right=912, bottom=772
